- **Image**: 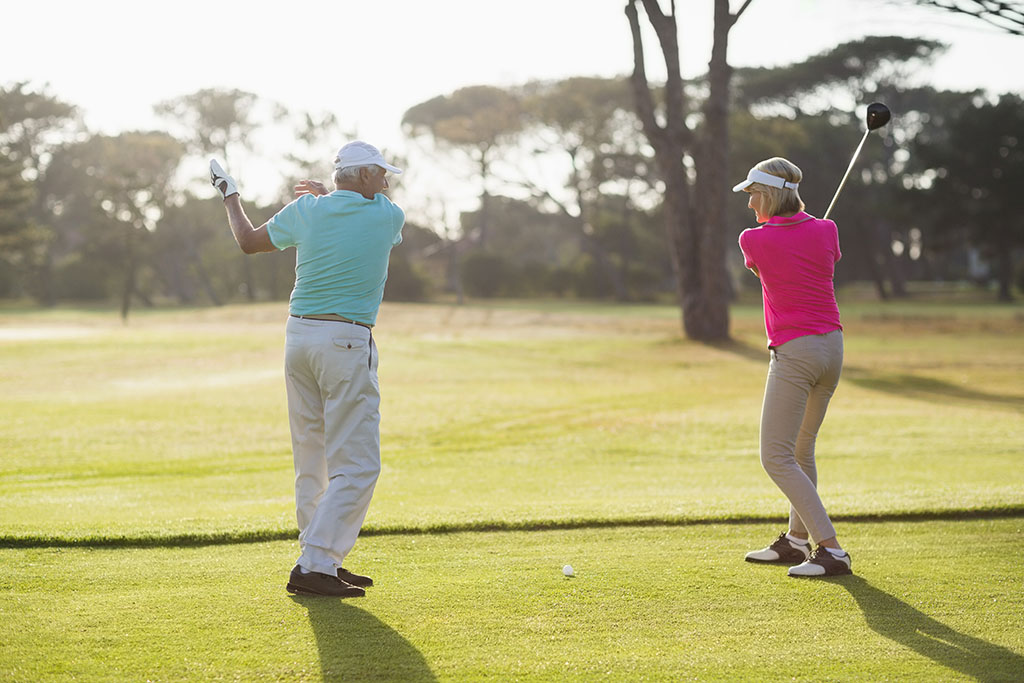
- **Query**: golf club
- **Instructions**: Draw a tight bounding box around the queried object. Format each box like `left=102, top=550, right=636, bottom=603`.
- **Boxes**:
left=822, top=102, right=892, bottom=220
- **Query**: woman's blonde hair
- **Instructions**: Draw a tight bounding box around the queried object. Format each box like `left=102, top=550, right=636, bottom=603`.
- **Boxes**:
left=748, top=157, right=805, bottom=218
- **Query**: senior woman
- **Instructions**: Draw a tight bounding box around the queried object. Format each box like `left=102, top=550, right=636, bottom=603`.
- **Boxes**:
left=734, top=157, right=852, bottom=578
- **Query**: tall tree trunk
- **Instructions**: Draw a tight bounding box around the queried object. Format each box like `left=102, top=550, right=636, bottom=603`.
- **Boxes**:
left=625, top=0, right=746, bottom=341
left=448, top=242, right=465, bottom=305
left=241, top=256, right=256, bottom=301
left=868, top=233, right=891, bottom=300
left=441, top=204, right=464, bottom=305
left=663, top=150, right=699, bottom=316
left=121, top=224, right=136, bottom=321
left=570, top=155, right=630, bottom=301
left=880, top=221, right=907, bottom=298
left=580, top=229, right=630, bottom=301
left=866, top=220, right=896, bottom=300
left=134, top=287, right=154, bottom=308
left=995, top=246, right=1013, bottom=302
left=31, top=190, right=58, bottom=307
left=224, top=149, right=255, bottom=302
left=871, top=271, right=890, bottom=300
left=37, top=249, right=56, bottom=308
left=477, top=146, right=491, bottom=249
left=690, top=0, right=735, bottom=340
left=188, top=238, right=222, bottom=306
left=166, top=257, right=194, bottom=304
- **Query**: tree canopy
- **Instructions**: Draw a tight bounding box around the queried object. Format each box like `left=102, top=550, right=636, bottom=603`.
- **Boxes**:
left=1, top=17, right=1021, bottom=313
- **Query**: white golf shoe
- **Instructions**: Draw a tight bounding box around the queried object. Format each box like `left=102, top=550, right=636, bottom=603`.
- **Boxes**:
left=210, top=159, right=238, bottom=199
left=788, top=546, right=852, bottom=578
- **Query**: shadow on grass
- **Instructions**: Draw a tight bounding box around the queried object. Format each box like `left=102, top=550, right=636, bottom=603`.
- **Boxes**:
left=843, top=367, right=1024, bottom=411
left=289, top=596, right=437, bottom=682
left=703, top=340, right=1023, bottom=412
left=835, top=576, right=1024, bottom=681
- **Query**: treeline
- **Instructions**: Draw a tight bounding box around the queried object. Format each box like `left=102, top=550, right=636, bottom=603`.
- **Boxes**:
left=1, top=36, right=1021, bottom=318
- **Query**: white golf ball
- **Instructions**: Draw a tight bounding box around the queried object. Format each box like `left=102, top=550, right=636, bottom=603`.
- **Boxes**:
left=562, top=564, right=574, bottom=577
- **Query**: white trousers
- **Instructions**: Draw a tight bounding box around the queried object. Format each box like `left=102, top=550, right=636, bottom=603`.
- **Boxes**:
left=284, top=316, right=381, bottom=575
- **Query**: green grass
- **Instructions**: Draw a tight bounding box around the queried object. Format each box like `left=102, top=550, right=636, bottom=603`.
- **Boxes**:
left=1, top=301, right=1021, bottom=544
left=1, top=299, right=1022, bottom=680
left=2, top=521, right=1022, bottom=681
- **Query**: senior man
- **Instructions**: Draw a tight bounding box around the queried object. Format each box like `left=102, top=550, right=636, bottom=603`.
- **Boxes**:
left=211, top=141, right=405, bottom=597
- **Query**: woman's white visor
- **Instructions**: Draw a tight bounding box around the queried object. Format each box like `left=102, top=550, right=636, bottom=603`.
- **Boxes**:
left=732, top=168, right=799, bottom=192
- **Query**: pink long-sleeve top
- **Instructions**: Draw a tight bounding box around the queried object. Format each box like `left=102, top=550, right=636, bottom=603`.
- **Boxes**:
left=738, top=212, right=843, bottom=348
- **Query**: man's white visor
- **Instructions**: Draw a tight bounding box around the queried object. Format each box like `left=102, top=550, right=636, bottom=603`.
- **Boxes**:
left=732, top=168, right=799, bottom=192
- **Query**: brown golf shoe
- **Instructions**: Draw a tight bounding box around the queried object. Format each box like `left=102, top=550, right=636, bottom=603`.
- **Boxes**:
left=745, top=532, right=811, bottom=564
left=337, top=567, right=373, bottom=587
left=286, top=566, right=365, bottom=597
left=788, top=546, right=853, bottom=578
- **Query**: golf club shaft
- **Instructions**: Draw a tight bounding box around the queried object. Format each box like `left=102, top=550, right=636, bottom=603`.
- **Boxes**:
left=823, top=129, right=871, bottom=221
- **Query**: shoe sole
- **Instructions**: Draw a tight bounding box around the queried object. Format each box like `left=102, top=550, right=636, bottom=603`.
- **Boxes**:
left=286, top=582, right=365, bottom=597
left=788, top=568, right=853, bottom=578
left=745, top=556, right=803, bottom=565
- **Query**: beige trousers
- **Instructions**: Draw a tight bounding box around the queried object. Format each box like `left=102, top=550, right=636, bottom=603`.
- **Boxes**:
left=759, top=330, right=843, bottom=543
left=284, top=316, right=381, bottom=576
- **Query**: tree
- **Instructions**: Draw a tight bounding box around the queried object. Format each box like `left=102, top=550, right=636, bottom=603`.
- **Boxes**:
left=0, top=152, right=34, bottom=295
left=908, top=0, right=1024, bottom=35
left=403, top=86, right=525, bottom=249
left=913, top=94, right=1024, bottom=300
left=156, top=88, right=262, bottom=301
left=733, top=36, right=946, bottom=112
left=0, top=150, right=31, bottom=244
left=518, top=77, right=648, bottom=300
left=0, top=82, right=77, bottom=301
left=151, top=193, right=238, bottom=305
left=155, top=88, right=258, bottom=164
left=383, top=222, right=439, bottom=303
left=46, top=132, right=184, bottom=318
left=625, top=0, right=752, bottom=341
left=731, top=36, right=948, bottom=299
left=279, top=110, right=355, bottom=200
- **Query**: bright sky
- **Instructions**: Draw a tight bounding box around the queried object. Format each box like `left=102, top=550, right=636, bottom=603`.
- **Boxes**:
left=3, top=0, right=1021, bottom=205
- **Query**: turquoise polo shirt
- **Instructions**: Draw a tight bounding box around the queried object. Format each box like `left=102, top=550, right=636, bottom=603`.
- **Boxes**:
left=266, top=190, right=405, bottom=325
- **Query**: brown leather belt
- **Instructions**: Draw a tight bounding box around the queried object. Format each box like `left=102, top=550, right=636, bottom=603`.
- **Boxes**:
left=290, top=314, right=372, bottom=330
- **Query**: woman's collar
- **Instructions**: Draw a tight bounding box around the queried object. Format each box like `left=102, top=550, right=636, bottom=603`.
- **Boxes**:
left=765, top=212, right=814, bottom=226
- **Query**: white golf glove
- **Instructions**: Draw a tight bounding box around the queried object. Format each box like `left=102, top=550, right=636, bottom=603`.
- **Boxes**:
left=210, top=159, right=239, bottom=199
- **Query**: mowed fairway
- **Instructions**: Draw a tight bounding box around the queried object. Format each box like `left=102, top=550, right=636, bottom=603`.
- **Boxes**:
left=1, top=299, right=1022, bottom=680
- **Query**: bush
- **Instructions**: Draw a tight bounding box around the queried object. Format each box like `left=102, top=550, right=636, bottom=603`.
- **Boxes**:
left=545, top=267, right=575, bottom=297
left=513, top=263, right=556, bottom=297
left=0, top=261, right=18, bottom=297
left=53, top=255, right=114, bottom=301
left=624, top=263, right=666, bottom=302
left=385, top=253, right=431, bottom=302
left=571, top=255, right=613, bottom=299
left=460, top=252, right=515, bottom=298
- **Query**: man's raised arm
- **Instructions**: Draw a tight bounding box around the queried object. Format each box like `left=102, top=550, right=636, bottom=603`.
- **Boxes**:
left=211, top=159, right=277, bottom=254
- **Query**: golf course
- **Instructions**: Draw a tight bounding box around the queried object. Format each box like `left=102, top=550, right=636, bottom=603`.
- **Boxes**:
left=1, top=296, right=1022, bottom=681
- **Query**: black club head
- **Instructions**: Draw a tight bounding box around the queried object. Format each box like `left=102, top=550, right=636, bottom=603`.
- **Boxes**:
left=866, top=102, right=891, bottom=131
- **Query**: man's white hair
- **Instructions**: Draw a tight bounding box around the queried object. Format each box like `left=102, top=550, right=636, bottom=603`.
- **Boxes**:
left=333, top=164, right=381, bottom=185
